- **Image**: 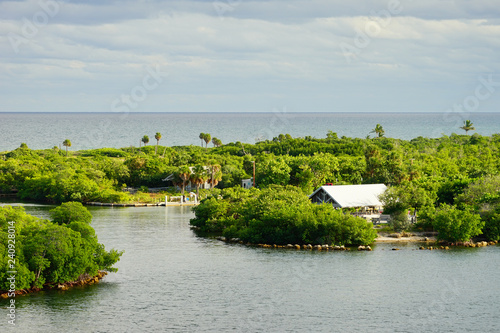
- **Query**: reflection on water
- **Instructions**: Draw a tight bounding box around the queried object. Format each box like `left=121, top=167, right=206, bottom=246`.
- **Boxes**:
left=1, top=204, right=499, bottom=332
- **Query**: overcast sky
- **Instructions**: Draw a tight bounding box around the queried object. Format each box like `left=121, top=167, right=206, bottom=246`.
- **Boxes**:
left=1, top=0, right=499, bottom=112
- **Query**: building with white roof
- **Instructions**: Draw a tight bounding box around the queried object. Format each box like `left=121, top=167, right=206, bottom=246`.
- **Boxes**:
left=309, top=184, right=387, bottom=210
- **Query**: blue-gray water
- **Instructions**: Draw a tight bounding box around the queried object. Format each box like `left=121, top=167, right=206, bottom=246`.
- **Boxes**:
left=1, top=112, right=500, bottom=151
left=1, top=204, right=499, bottom=332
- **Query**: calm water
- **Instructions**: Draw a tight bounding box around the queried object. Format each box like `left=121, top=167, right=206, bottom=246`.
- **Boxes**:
left=1, top=204, right=499, bottom=332
left=1, top=112, right=500, bottom=151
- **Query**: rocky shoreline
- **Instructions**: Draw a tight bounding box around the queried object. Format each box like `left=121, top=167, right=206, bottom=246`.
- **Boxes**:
left=0, top=271, right=108, bottom=299
left=214, top=235, right=499, bottom=251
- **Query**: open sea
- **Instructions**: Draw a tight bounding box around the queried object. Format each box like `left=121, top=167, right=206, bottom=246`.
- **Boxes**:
left=1, top=112, right=500, bottom=151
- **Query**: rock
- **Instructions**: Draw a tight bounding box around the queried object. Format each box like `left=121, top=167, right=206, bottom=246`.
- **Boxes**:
left=340, top=245, right=346, bottom=251
left=334, top=246, right=341, bottom=251
left=366, top=246, right=372, bottom=251
left=392, top=248, right=400, bottom=251
left=419, top=246, right=425, bottom=250
left=307, top=244, right=313, bottom=250
left=57, top=284, right=69, bottom=291
left=294, top=244, right=301, bottom=250
left=323, top=245, right=329, bottom=250
left=445, top=246, right=450, bottom=250
left=358, top=245, right=366, bottom=251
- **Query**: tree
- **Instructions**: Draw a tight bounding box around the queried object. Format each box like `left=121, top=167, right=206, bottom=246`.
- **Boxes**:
left=207, top=163, right=222, bottom=189
left=177, top=165, right=191, bottom=198
left=203, top=133, right=211, bottom=151
left=256, top=157, right=291, bottom=187
left=142, top=135, right=149, bottom=146
left=0, top=205, right=122, bottom=291
left=199, top=133, right=205, bottom=147
left=63, top=139, right=71, bottom=157
left=460, top=120, right=475, bottom=135
left=154, top=132, right=162, bottom=155
left=191, top=186, right=377, bottom=246
left=432, top=205, right=484, bottom=242
left=212, top=137, right=222, bottom=147
left=50, top=201, right=93, bottom=225
left=191, top=165, right=208, bottom=197
left=370, top=124, right=385, bottom=138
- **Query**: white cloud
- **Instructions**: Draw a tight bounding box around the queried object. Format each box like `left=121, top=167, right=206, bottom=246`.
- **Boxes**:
left=0, top=0, right=499, bottom=112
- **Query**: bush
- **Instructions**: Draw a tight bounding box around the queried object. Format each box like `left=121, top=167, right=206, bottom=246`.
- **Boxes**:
left=191, top=186, right=377, bottom=246
left=50, top=202, right=93, bottom=225
left=0, top=205, right=122, bottom=291
left=389, top=210, right=411, bottom=232
left=432, top=205, right=484, bottom=242
left=482, top=212, right=500, bottom=241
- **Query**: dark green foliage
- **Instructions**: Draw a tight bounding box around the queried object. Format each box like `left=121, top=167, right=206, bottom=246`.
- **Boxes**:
left=3, top=132, right=500, bottom=241
left=0, top=205, right=122, bottom=291
left=50, top=201, right=93, bottom=225
left=191, top=186, right=377, bottom=246
left=482, top=212, right=500, bottom=241
left=80, top=148, right=130, bottom=158
left=431, top=205, right=484, bottom=242
left=389, top=210, right=411, bottom=232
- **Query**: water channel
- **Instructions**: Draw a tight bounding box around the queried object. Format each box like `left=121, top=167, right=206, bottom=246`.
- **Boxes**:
left=2, top=204, right=499, bottom=332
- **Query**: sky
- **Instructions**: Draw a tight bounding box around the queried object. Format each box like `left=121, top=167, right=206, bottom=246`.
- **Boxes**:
left=1, top=0, right=500, bottom=113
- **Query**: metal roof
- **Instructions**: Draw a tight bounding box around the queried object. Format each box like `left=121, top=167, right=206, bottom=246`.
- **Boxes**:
left=309, top=184, right=387, bottom=208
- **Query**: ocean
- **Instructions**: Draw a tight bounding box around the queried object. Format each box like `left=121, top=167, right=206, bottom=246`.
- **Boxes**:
left=1, top=112, right=499, bottom=151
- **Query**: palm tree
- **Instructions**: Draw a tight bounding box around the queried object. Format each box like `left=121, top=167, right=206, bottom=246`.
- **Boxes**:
left=142, top=135, right=149, bottom=146
left=155, top=132, right=162, bottom=155
left=199, top=133, right=205, bottom=147
left=460, top=120, right=475, bottom=135
left=207, top=163, right=222, bottom=189
left=62, top=139, right=71, bottom=157
left=177, top=165, right=191, bottom=199
left=370, top=124, right=385, bottom=138
left=191, top=165, right=208, bottom=198
left=203, top=133, right=211, bottom=151
left=212, top=137, right=222, bottom=147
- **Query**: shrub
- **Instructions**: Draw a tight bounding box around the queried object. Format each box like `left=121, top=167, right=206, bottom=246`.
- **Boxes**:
left=432, top=205, right=484, bottom=242
left=482, top=212, right=500, bottom=241
left=389, top=210, right=411, bottom=232
left=50, top=202, right=93, bottom=225
left=191, top=186, right=377, bottom=246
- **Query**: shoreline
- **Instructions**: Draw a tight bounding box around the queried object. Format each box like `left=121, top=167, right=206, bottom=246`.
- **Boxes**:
left=0, top=271, right=108, bottom=299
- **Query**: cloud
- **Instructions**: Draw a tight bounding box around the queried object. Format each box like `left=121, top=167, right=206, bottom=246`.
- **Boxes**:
left=0, top=0, right=499, bottom=112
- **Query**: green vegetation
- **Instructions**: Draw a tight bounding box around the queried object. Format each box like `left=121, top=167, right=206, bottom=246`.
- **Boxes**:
left=62, top=139, right=71, bottom=157
left=154, top=132, right=162, bottom=155
left=191, top=186, right=377, bottom=246
left=460, top=120, right=475, bottom=135
left=0, top=204, right=122, bottom=291
left=2, top=129, right=500, bottom=242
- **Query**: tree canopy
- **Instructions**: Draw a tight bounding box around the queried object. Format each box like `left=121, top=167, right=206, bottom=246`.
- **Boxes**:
left=0, top=205, right=122, bottom=291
